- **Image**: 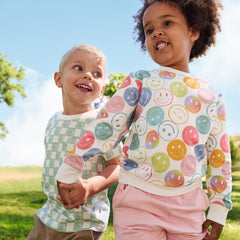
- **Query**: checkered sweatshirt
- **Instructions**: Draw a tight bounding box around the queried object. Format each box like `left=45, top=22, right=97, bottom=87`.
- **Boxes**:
left=36, top=109, right=111, bottom=232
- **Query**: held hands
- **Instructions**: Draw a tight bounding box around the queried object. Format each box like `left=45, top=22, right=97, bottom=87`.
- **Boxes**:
left=202, top=219, right=223, bottom=240
left=56, top=177, right=89, bottom=210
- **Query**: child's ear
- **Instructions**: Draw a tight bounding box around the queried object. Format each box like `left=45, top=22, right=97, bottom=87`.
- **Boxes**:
left=54, top=72, right=63, bottom=88
left=190, top=29, right=200, bottom=42
left=99, top=85, right=106, bottom=97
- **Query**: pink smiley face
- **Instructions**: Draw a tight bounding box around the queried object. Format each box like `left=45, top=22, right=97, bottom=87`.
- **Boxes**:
left=135, top=162, right=153, bottom=181
left=180, top=155, right=197, bottom=177
left=105, top=95, right=125, bottom=113
left=220, top=134, right=230, bottom=153
left=197, top=88, right=215, bottom=104
left=154, top=88, right=173, bottom=107
left=182, top=125, right=199, bottom=146
left=77, top=130, right=95, bottom=150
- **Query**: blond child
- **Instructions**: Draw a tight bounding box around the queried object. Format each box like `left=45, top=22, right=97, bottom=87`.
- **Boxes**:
left=26, top=44, right=120, bottom=240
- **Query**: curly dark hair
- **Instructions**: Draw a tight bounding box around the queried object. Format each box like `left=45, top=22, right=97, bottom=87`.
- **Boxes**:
left=133, top=0, right=223, bottom=61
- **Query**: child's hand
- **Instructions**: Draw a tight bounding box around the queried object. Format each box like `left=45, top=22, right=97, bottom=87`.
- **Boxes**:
left=202, top=219, right=223, bottom=240
left=56, top=178, right=89, bottom=209
left=57, top=180, right=71, bottom=207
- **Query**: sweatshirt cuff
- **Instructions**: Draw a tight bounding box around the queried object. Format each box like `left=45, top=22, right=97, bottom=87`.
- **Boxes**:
left=55, top=162, right=81, bottom=184
left=207, top=204, right=229, bottom=225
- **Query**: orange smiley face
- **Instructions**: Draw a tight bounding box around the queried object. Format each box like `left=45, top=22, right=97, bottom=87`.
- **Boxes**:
left=167, top=139, right=187, bottom=161
left=183, top=77, right=200, bottom=89
left=210, top=149, right=225, bottom=168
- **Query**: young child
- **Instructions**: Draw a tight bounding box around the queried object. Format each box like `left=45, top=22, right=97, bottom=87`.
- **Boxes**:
left=57, top=1, right=232, bottom=239
left=26, top=44, right=120, bottom=240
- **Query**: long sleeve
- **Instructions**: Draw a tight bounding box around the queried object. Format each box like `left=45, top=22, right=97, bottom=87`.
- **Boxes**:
left=56, top=75, right=141, bottom=183
left=206, top=93, right=232, bottom=225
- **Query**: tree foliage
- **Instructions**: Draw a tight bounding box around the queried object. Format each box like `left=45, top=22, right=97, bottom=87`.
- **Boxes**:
left=0, top=53, right=26, bottom=139
left=230, top=136, right=240, bottom=171
left=103, top=73, right=126, bottom=98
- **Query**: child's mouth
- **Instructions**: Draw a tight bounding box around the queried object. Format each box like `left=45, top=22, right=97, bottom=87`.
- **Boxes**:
left=156, top=41, right=169, bottom=51
left=76, top=84, right=92, bottom=92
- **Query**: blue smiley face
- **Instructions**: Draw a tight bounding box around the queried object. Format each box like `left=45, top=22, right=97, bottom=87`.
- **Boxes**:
left=134, top=116, right=148, bottom=136
left=111, top=113, right=128, bottom=131
left=194, top=144, right=206, bottom=162
left=124, top=87, right=139, bottom=106
left=83, top=148, right=103, bottom=162
left=196, top=115, right=211, bottom=135
left=158, top=120, right=179, bottom=141
left=135, top=70, right=151, bottom=81
left=123, top=158, right=139, bottom=171
left=146, top=106, right=164, bottom=126
left=139, top=87, right=152, bottom=107
left=130, top=133, right=140, bottom=150
left=94, top=122, right=113, bottom=141
left=207, top=102, right=217, bottom=121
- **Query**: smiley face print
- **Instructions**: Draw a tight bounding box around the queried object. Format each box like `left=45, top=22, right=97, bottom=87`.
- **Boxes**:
left=168, top=104, right=189, bottom=125
left=146, top=106, right=164, bottom=126
left=105, top=95, right=125, bottom=113
left=146, top=77, right=165, bottom=90
left=94, top=122, right=113, bottom=141
left=77, top=130, right=95, bottom=150
left=111, top=113, right=128, bottom=131
left=158, top=120, right=179, bottom=141
left=154, top=88, right=173, bottom=107
left=170, top=82, right=188, bottom=98
left=124, top=87, right=139, bottom=106
left=167, top=139, right=187, bottom=161
left=183, top=77, right=200, bottom=89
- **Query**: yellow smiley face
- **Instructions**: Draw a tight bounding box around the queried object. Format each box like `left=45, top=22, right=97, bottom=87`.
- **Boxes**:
left=167, top=139, right=187, bottom=161
left=210, top=149, right=225, bottom=168
left=183, top=77, right=200, bottom=89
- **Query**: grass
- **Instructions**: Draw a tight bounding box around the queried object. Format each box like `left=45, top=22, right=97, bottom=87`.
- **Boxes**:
left=0, top=167, right=239, bottom=239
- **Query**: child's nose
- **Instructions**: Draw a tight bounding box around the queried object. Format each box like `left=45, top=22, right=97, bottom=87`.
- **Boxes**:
left=83, top=72, right=92, bottom=80
left=153, top=30, right=163, bottom=38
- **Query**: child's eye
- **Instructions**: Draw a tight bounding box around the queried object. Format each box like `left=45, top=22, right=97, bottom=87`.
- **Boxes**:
left=164, top=20, right=173, bottom=27
left=145, top=29, right=153, bottom=35
left=93, top=71, right=102, bottom=78
left=74, top=65, right=83, bottom=71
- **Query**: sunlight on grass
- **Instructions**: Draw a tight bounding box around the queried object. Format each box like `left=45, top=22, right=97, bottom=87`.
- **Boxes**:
left=0, top=167, right=239, bottom=240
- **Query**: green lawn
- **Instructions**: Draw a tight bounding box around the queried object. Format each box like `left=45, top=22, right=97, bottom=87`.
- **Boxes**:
left=0, top=167, right=239, bottom=240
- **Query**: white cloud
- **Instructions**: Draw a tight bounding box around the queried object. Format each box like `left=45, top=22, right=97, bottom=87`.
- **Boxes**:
left=0, top=68, right=62, bottom=166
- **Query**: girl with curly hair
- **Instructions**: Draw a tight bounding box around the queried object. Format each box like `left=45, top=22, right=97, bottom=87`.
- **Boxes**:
left=57, top=1, right=231, bottom=239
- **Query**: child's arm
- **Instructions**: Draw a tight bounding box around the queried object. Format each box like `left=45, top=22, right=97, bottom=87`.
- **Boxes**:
left=57, top=156, right=120, bottom=209
left=204, top=94, right=232, bottom=239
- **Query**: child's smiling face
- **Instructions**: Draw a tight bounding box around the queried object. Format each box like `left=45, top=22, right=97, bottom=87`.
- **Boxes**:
left=143, top=2, right=199, bottom=72
left=54, top=49, right=106, bottom=114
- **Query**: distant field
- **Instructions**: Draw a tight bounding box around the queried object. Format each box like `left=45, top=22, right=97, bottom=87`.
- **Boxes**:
left=0, top=166, right=239, bottom=240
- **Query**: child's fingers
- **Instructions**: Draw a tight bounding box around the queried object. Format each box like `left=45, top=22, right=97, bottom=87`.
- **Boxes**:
left=57, top=181, right=71, bottom=206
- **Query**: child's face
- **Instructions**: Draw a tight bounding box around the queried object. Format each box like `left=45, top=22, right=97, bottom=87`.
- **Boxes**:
left=143, top=2, right=199, bottom=72
left=54, top=49, right=106, bottom=114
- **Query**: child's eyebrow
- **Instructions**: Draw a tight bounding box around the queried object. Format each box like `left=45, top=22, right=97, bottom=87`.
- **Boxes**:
left=144, top=14, right=175, bottom=29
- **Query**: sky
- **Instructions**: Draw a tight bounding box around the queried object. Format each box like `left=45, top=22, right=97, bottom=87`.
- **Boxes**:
left=0, top=0, right=239, bottom=166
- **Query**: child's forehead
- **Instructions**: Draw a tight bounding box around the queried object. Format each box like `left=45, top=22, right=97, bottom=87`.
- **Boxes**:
left=68, top=49, right=105, bottom=65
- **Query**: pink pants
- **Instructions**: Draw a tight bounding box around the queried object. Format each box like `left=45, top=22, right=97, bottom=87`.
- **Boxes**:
left=113, top=183, right=209, bottom=240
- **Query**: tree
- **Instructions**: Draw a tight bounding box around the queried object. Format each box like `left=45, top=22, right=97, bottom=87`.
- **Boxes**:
left=0, top=53, right=26, bottom=139
left=230, top=137, right=240, bottom=171
left=103, top=73, right=126, bottom=98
